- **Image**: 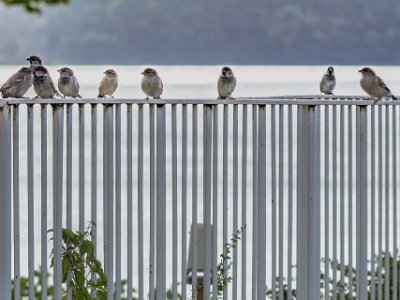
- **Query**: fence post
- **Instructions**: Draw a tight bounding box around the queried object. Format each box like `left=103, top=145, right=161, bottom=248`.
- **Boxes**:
left=356, top=106, right=368, bottom=300
left=296, top=105, right=321, bottom=300
left=0, top=102, right=11, bottom=300
left=156, top=104, right=166, bottom=300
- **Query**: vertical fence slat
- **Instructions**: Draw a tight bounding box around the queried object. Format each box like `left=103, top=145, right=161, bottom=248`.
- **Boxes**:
left=271, top=105, right=277, bottom=300
left=0, top=103, right=11, bottom=300
left=53, top=104, right=64, bottom=300
left=340, top=106, right=345, bottom=300
left=241, top=104, right=247, bottom=300
left=296, top=105, right=321, bottom=300
left=348, top=105, right=354, bottom=298
left=257, top=105, right=266, bottom=300
left=137, top=104, right=144, bottom=300
left=115, top=104, right=122, bottom=300
left=203, top=105, right=212, bottom=300
left=278, top=105, right=284, bottom=300
left=252, top=105, right=258, bottom=299
left=222, top=104, right=228, bottom=300
left=40, top=105, right=48, bottom=300
left=356, top=105, right=368, bottom=300
left=232, top=104, right=238, bottom=300
left=13, top=105, right=20, bottom=300
left=66, top=104, right=73, bottom=230
left=324, top=105, right=330, bottom=300
left=127, top=104, right=133, bottom=300
left=181, top=104, right=188, bottom=300
left=332, top=106, right=338, bottom=299
left=384, top=106, right=390, bottom=300
left=27, top=105, right=35, bottom=300
left=287, top=105, right=293, bottom=300
left=172, top=104, right=178, bottom=299
left=378, top=106, right=383, bottom=300
left=370, top=106, right=376, bottom=300
left=91, top=104, right=98, bottom=293
left=212, top=105, right=219, bottom=300
left=149, top=104, right=156, bottom=300
left=192, top=104, right=199, bottom=300
left=392, top=105, right=398, bottom=299
left=156, top=104, right=167, bottom=300
left=79, top=104, right=85, bottom=231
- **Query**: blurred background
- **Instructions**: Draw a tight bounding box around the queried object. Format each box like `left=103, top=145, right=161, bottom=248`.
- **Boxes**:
left=1, top=0, right=400, bottom=65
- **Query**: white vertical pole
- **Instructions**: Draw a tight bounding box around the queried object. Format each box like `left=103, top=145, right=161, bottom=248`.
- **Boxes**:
left=156, top=104, right=166, bottom=300
left=13, top=105, right=20, bottom=300
left=181, top=104, right=188, bottom=300
left=241, top=104, right=248, bottom=300
left=27, top=105, right=35, bottom=300
left=79, top=104, right=85, bottom=232
left=203, top=105, right=212, bottom=300
left=40, top=105, right=48, bottom=300
left=53, top=104, right=64, bottom=300
left=296, top=105, right=321, bottom=300
left=356, top=106, right=368, bottom=300
left=137, top=104, right=144, bottom=300
left=257, top=105, right=266, bottom=300
left=232, top=104, right=238, bottom=300
left=0, top=103, right=12, bottom=300
left=115, top=104, right=122, bottom=300
left=149, top=104, right=156, bottom=300
left=127, top=104, right=133, bottom=300
left=212, top=104, right=219, bottom=300
left=91, top=104, right=98, bottom=294
left=252, top=105, right=258, bottom=299
left=172, top=104, right=178, bottom=299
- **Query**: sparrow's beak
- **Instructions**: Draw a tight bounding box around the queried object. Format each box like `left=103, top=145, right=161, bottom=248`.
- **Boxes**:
left=26, top=58, right=31, bottom=62
left=141, top=72, right=144, bottom=75
left=57, top=69, right=61, bottom=73
left=358, top=70, right=362, bottom=73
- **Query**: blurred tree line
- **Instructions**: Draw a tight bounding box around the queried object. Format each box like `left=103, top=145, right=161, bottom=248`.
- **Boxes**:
left=1, top=0, right=400, bottom=65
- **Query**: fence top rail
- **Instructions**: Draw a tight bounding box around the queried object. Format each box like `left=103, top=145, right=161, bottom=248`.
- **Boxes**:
left=1, top=96, right=399, bottom=106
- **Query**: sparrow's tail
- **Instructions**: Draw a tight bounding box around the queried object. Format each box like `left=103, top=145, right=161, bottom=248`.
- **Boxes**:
left=391, top=94, right=398, bottom=100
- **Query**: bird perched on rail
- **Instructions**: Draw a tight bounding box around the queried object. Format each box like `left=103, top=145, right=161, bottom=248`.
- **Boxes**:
left=32, top=66, right=61, bottom=99
left=57, top=67, right=82, bottom=98
left=141, top=68, right=163, bottom=99
left=98, top=69, right=118, bottom=98
left=320, top=66, right=336, bottom=95
left=0, top=67, right=33, bottom=98
left=26, top=55, right=42, bottom=68
left=217, top=66, right=236, bottom=99
left=359, top=67, right=397, bottom=101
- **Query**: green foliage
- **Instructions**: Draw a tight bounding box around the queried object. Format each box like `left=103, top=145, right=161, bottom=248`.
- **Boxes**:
left=267, top=253, right=400, bottom=299
left=3, top=0, right=69, bottom=13
left=49, top=222, right=107, bottom=299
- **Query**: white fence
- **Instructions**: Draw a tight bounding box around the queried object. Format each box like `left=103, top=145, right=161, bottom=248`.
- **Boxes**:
left=0, top=97, right=398, bottom=300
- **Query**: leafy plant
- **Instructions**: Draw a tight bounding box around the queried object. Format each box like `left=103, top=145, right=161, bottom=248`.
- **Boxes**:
left=49, top=222, right=108, bottom=299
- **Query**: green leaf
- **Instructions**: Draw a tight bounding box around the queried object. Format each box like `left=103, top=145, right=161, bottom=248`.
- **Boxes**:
left=62, top=256, right=69, bottom=283
left=74, top=270, right=85, bottom=288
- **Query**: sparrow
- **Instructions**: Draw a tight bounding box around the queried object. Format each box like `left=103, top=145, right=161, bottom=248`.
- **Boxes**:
left=0, top=67, right=32, bottom=98
left=26, top=55, right=42, bottom=67
left=217, top=66, right=236, bottom=99
left=320, top=66, right=336, bottom=95
left=57, top=67, right=82, bottom=98
left=141, top=68, right=163, bottom=99
left=359, top=67, right=397, bottom=101
left=32, top=66, right=61, bottom=99
left=98, top=69, right=118, bottom=98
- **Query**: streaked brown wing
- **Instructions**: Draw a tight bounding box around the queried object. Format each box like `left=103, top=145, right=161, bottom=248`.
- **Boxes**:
left=375, top=76, right=391, bottom=93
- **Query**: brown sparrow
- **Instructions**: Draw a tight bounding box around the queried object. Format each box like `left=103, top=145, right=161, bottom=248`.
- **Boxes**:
left=141, top=68, right=163, bottom=99
left=98, top=69, right=118, bottom=98
left=217, top=66, right=236, bottom=99
left=57, top=67, right=81, bottom=98
left=26, top=56, right=42, bottom=67
left=320, top=66, right=336, bottom=95
left=359, top=67, right=397, bottom=100
left=0, top=67, right=32, bottom=98
left=32, top=66, right=61, bottom=98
